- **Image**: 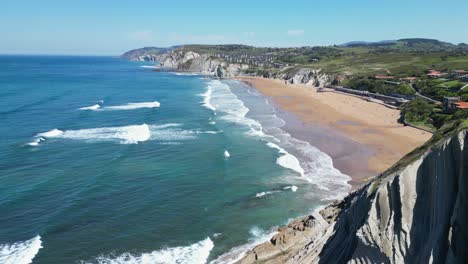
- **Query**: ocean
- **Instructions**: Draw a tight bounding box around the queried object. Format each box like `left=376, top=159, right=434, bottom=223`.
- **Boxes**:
left=0, top=56, right=350, bottom=264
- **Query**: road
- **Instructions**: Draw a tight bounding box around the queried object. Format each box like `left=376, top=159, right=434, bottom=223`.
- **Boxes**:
left=409, top=83, right=441, bottom=104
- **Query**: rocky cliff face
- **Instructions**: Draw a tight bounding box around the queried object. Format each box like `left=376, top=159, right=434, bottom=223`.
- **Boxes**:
left=155, top=50, right=249, bottom=78
left=236, top=122, right=468, bottom=264
left=151, top=49, right=332, bottom=86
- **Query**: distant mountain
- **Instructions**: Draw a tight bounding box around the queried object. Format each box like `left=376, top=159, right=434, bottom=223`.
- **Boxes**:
left=339, top=40, right=396, bottom=47
left=337, top=38, right=468, bottom=53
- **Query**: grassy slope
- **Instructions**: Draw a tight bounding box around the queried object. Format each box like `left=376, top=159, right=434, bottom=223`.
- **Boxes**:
left=305, top=52, right=468, bottom=76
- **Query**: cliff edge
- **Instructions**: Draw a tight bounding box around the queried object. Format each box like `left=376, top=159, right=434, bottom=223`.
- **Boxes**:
left=125, top=48, right=332, bottom=86
left=236, top=121, right=468, bottom=264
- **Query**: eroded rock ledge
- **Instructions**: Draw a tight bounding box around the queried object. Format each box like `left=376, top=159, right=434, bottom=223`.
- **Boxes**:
left=237, top=121, right=468, bottom=264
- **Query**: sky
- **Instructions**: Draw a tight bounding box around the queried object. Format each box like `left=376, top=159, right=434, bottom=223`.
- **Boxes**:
left=1, top=0, right=467, bottom=55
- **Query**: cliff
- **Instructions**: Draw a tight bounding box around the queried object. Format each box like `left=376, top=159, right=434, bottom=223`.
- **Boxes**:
left=236, top=121, right=468, bottom=264
left=121, top=47, right=178, bottom=61
left=134, top=48, right=333, bottom=86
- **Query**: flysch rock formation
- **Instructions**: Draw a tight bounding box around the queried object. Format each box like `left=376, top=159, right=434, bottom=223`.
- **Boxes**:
left=235, top=121, right=468, bottom=264
left=152, top=49, right=332, bottom=86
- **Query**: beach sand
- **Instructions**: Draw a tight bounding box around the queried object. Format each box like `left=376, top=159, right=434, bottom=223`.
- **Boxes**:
left=237, top=77, right=432, bottom=188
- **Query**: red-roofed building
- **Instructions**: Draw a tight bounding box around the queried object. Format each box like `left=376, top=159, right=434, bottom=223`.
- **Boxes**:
left=455, top=102, right=468, bottom=110
left=427, top=70, right=444, bottom=78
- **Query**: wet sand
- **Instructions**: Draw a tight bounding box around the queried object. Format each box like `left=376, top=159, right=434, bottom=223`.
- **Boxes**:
left=238, top=77, right=432, bottom=188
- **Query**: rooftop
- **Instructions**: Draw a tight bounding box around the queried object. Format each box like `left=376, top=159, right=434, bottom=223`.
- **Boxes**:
left=455, top=102, right=468, bottom=109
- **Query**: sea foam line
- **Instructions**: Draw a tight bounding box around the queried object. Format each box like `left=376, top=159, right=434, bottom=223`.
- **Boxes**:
left=83, top=237, right=214, bottom=264
left=203, top=79, right=351, bottom=263
left=79, top=101, right=160, bottom=111
left=0, top=236, right=42, bottom=264
left=203, top=79, right=351, bottom=197
left=28, top=123, right=221, bottom=146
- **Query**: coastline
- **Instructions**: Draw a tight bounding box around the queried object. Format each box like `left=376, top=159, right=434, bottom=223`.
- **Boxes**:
left=236, top=76, right=432, bottom=188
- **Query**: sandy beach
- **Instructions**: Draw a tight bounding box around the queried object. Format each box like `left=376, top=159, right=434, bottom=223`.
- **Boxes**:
left=238, top=77, right=432, bottom=187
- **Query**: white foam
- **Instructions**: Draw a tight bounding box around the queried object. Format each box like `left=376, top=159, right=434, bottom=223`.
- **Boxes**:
left=284, top=185, right=298, bottom=192
left=0, top=236, right=42, bottom=264
left=27, top=137, right=44, bottom=146
left=103, top=101, right=160, bottom=111
left=201, top=86, right=216, bottom=111
left=32, top=123, right=214, bottom=145
left=148, top=124, right=197, bottom=141
left=210, top=227, right=277, bottom=264
left=38, top=129, right=64, bottom=138
left=255, top=190, right=281, bottom=198
left=266, top=142, right=304, bottom=177
left=224, top=150, right=230, bottom=158
left=79, top=104, right=101, bottom=111
left=140, top=65, right=157, bottom=69
left=88, top=237, right=213, bottom=264
left=35, top=125, right=150, bottom=144
left=207, top=80, right=351, bottom=197
left=210, top=80, right=352, bottom=262
left=202, top=80, right=265, bottom=139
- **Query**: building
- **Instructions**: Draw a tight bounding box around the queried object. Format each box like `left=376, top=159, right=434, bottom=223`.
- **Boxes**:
left=455, top=102, right=468, bottom=110
left=443, top=96, right=461, bottom=113
left=427, top=70, right=444, bottom=78
left=452, top=70, right=468, bottom=77
left=400, top=77, right=418, bottom=82
left=459, top=74, right=468, bottom=82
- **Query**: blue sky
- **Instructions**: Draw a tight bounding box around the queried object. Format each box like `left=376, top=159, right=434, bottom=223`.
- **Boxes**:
left=1, top=0, right=467, bottom=55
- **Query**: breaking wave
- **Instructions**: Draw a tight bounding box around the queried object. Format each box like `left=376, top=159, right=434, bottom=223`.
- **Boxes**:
left=79, top=104, right=101, bottom=110
left=104, top=101, right=160, bottom=110
left=79, top=101, right=160, bottom=111
left=266, top=142, right=304, bottom=177
left=84, top=237, right=213, bottom=264
left=203, top=79, right=350, bottom=199
left=201, top=85, right=216, bottom=111
left=255, top=190, right=281, bottom=198
left=210, top=227, right=277, bottom=264
left=255, top=185, right=298, bottom=198
left=29, top=123, right=220, bottom=146
left=0, top=236, right=42, bottom=264
left=34, top=124, right=151, bottom=144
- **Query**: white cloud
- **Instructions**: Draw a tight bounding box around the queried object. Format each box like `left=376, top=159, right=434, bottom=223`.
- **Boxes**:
left=287, top=30, right=305, bottom=36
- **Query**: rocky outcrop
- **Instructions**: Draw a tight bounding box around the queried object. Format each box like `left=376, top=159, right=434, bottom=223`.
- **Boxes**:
left=123, top=47, right=336, bottom=85
left=264, top=68, right=332, bottom=87
left=153, top=50, right=248, bottom=78
left=121, top=47, right=177, bottom=61
left=237, top=121, right=468, bottom=264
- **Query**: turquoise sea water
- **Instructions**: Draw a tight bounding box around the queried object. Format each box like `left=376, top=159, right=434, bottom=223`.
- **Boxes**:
left=0, top=56, right=350, bottom=264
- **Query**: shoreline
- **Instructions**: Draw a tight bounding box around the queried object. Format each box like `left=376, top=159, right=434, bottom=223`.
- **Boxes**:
left=236, top=76, right=432, bottom=188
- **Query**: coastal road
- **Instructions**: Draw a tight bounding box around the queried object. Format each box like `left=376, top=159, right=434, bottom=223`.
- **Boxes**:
left=409, top=83, right=441, bottom=104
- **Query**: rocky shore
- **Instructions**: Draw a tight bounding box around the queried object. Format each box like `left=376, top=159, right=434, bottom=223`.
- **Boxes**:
left=235, top=121, right=468, bottom=263
left=144, top=49, right=334, bottom=86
